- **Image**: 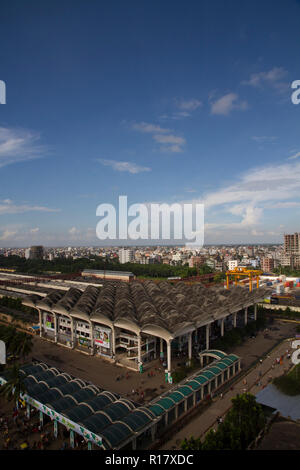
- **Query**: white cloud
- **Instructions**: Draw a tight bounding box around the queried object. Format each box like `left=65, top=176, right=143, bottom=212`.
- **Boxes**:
left=131, top=121, right=186, bottom=153
left=132, top=122, right=171, bottom=134
left=0, top=127, right=45, bottom=168
left=0, top=230, right=17, bottom=241
left=210, top=93, right=248, bottom=116
left=176, top=99, right=202, bottom=111
left=153, top=134, right=185, bottom=145
left=242, top=67, right=289, bottom=94
left=288, top=151, right=300, bottom=161
left=252, top=136, right=277, bottom=143
left=0, top=199, right=60, bottom=215
left=98, top=159, right=151, bottom=174
left=196, top=159, right=300, bottom=240
left=153, top=134, right=185, bottom=152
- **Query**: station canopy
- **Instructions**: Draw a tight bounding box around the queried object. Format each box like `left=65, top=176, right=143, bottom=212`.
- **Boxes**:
left=24, top=280, right=269, bottom=340
left=1, top=362, right=160, bottom=450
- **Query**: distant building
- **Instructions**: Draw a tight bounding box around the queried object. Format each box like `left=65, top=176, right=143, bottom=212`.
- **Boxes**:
left=28, top=245, right=44, bottom=260
left=284, top=232, right=300, bottom=255
left=261, top=257, right=275, bottom=272
left=119, top=249, right=134, bottom=264
left=228, top=260, right=238, bottom=270
left=279, top=253, right=293, bottom=267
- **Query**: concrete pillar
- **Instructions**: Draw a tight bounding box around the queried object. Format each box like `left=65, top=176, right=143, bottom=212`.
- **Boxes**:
left=201, top=387, right=204, bottom=400
left=200, top=355, right=203, bottom=368
left=254, top=304, right=257, bottom=321
left=184, top=399, right=188, bottom=412
left=206, top=324, right=210, bottom=350
left=160, top=338, right=164, bottom=358
left=153, top=337, right=157, bottom=359
left=220, top=318, right=225, bottom=337
left=137, top=334, right=142, bottom=367
left=188, top=332, right=192, bottom=361
left=38, top=309, right=42, bottom=337
left=233, top=313, right=237, bottom=328
left=111, top=326, right=116, bottom=358
left=193, top=392, right=196, bottom=406
left=244, top=307, right=248, bottom=326
left=175, top=405, right=178, bottom=420
left=70, top=430, right=75, bottom=448
left=71, top=318, right=75, bottom=348
left=54, top=314, right=58, bottom=343
left=90, top=323, right=94, bottom=355
left=167, top=340, right=172, bottom=373
left=165, top=412, right=168, bottom=427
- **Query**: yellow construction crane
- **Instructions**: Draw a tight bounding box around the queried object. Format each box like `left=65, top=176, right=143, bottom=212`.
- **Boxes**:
left=225, top=267, right=263, bottom=292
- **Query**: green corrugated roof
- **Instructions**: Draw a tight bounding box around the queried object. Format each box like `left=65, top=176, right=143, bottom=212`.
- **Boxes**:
left=100, top=422, right=132, bottom=448
left=192, top=375, right=209, bottom=385
left=200, top=370, right=216, bottom=380
left=155, top=397, right=175, bottom=410
left=213, top=361, right=228, bottom=370
left=167, top=391, right=185, bottom=403
left=226, top=354, right=239, bottom=362
left=185, top=380, right=202, bottom=391
left=148, top=404, right=165, bottom=417
left=206, top=366, right=223, bottom=375
left=120, top=410, right=151, bottom=432
left=176, top=385, right=193, bottom=397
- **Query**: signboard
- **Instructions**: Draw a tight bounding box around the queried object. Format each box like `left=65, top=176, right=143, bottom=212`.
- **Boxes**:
left=0, top=375, right=103, bottom=447
left=45, top=314, right=55, bottom=331
left=0, top=340, right=6, bottom=365
left=23, top=392, right=102, bottom=447
left=94, top=326, right=111, bottom=349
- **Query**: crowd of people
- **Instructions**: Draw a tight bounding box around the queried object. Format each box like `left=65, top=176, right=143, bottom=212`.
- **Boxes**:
left=0, top=398, right=88, bottom=450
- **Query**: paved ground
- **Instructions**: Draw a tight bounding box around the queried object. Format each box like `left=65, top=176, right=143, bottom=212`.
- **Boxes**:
left=159, top=319, right=297, bottom=449
left=28, top=337, right=173, bottom=403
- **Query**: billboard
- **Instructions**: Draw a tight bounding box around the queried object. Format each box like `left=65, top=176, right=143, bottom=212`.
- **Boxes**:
left=94, top=326, right=111, bottom=349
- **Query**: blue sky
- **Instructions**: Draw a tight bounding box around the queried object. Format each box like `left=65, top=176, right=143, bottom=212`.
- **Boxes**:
left=1, top=0, right=300, bottom=246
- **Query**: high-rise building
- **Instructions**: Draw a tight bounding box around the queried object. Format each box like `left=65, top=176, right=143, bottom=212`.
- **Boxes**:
left=119, top=248, right=134, bottom=264
left=284, top=233, right=300, bottom=255
left=28, top=245, right=44, bottom=260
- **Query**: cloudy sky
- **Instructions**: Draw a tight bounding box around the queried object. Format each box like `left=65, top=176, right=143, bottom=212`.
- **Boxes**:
left=1, top=0, right=300, bottom=246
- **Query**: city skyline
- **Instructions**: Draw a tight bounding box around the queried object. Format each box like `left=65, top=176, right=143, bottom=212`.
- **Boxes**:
left=1, top=1, right=300, bottom=246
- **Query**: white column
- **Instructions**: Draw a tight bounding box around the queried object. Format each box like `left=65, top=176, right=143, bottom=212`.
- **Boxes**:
left=137, top=334, right=142, bottom=366
left=160, top=338, right=164, bottom=358
left=220, top=318, right=225, bottom=337
left=254, top=304, right=257, bottom=321
left=233, top=313, right=237, bottom=328
left=167, top=340, right=172, bottom=373
left=188, top=332, right=192, bottom=361
left=38, top=309, right=42, bottom=337
left=244, top=307, right=248, bottom=325
left=54, top=314, right=58, bottom=343
left=111, top=326, right=116, bottom=358
left=90, top=323, right=94, bottom=355
left=153, top=337, right=157, bottom=359
left=206, top=324, right=210, bottom=350
left=71, top=318, right=75, bottom=348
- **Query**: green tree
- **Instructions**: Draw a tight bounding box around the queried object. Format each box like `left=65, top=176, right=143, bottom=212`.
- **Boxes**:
left=0, top=363, right=26, bottom=403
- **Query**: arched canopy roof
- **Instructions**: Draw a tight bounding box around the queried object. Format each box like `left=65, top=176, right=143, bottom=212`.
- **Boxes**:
left=25, top=281, right=269, bottom=340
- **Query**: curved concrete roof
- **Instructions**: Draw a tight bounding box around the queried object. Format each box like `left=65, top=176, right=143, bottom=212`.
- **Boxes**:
left=24, top=280, right=270, bottom=341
